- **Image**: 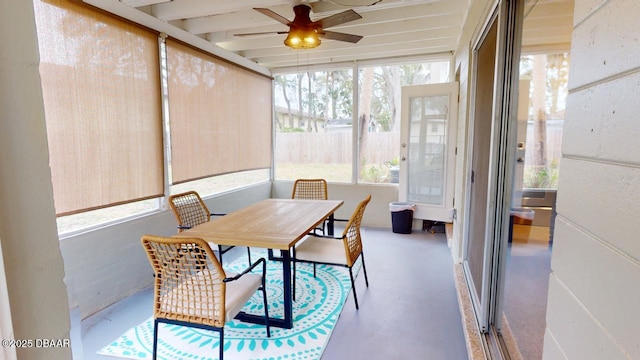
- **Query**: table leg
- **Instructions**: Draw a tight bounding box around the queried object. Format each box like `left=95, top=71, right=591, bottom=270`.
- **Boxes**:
left=280, top=249, right=293, bottom=329
left=327, top=213, right=335, bottom=236
left=235, top=249, right=294, bottom=329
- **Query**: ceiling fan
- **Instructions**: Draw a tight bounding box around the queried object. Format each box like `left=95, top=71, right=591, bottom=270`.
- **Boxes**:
left=236, top=4, right=363, bottom=49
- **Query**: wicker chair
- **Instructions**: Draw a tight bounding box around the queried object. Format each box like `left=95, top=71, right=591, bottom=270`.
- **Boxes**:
left=291, top=178, right=328, bottom=200
left=293, top=195, right=371, bottom=309
left=168, top=191, right=251, bottom=265
left=291, top=179, right=328, bottom=235
left=141, top=235, right=270, bottom=360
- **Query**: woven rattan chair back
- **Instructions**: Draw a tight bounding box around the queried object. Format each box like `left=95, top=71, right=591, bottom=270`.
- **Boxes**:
left=292, top=195, right=372, bottom=309
left=141, top=235, right=226, bottom=327
left=168, top=191, right=210, bottom=232
left=291, top=179, right=328, bottom=200
left=340, top=195, right=371, bottom=267
left=168, top=191, right=253, bottom=266
left=141, top=235, right=270, bottom=359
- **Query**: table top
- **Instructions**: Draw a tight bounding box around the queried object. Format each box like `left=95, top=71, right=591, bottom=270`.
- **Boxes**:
left=174, top=198, right=343, bottom=250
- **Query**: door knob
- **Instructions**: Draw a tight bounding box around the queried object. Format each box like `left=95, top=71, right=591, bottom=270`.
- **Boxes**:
left=401, top=156, right=406, bottom=161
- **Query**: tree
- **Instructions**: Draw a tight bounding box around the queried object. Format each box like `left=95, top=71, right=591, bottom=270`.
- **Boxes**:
left=275, top=75, right=294, bottom=130
left=381, top=66, right=401, bottom=131
left=531, top=54, right=548, bottom=168
left=359, top=67, right=375, bottom=173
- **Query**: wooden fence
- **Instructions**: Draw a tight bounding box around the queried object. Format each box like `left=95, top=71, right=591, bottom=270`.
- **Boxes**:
left=276, top=123, right=563, bottom=168
left=275, top=132, right=400, bottom=164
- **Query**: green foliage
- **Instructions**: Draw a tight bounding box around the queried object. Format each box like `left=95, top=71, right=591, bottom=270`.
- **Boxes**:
left=523, top=160, right=559, bottom=189
left=359, top=157, right=400, bottom=183
left=361, top=164, right=388, bottom=183
left=386, top=156, right=400, bottom=166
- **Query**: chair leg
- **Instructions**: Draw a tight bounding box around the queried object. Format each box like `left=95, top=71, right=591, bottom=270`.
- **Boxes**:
left=313, top=263, right=316, bottom=278
left=259, top=258, right=271, bottom=338
left=218, top=245, right=224, bottom=264
left=348, top=267, right=359, bottom=310
left=261, top=287, right=271, bottom=337
left=246, top=247, right=252, bottom=267
left=292, top=248, right=297, bottom=301
left=152, top=319, right=159, bottom=360
left=219, top=329, right=224, bottom=360
left=361, top=253, right=369, bottom=287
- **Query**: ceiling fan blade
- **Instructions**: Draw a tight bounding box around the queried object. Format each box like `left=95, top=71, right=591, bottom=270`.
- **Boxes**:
left=253, top=8, right=292, bottom=26
left=235, top=31, right=288, bottom=37
left=319, top=30, right=363, bottom=44
left=315, top=9, right=362, bottom=29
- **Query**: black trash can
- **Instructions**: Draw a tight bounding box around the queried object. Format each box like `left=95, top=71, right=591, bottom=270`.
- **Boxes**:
left=389, top=202, right=416, bottom=234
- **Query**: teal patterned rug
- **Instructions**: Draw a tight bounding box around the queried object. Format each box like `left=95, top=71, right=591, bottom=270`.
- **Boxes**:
left=98, top=249, right=354, bottom=360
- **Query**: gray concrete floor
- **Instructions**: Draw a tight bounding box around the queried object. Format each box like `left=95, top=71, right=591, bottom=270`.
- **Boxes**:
left=79, top=227, right=468, bottom=360
left=503, top=240, right=552, bottom=360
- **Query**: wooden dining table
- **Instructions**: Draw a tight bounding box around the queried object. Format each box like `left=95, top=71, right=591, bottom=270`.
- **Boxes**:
left=174, top=198, right=343, bottom=329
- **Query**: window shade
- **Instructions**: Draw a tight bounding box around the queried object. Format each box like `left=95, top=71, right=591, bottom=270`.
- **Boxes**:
left=165, top=39, right=272, bottom=184
left=34, top=0, right=164, bottom=216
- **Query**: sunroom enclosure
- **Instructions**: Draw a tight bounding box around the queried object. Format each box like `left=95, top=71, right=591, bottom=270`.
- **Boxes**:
left=30, top=0, right=456, bottom=326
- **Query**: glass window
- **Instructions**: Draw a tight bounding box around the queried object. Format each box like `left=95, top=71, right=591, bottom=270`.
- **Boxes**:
left=407, top=95, right=449, bottom=205
left=170, top=169, right=270, bottom=197
left=56, top=199, right=159, bottom=236
left=518, top=53, right=569, bottom=190
left=357, top=61, right=450, bottom=184
left=273, top=69, right=354, bottom=182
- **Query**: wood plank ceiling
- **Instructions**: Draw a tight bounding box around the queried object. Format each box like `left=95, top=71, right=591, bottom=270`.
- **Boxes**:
left=84, top=0, right=574, bottom=71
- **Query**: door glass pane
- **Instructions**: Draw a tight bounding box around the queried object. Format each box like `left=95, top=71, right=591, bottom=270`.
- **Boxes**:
left=502, top=52, right=568, bottom=359
left=407, top=95, right=449, bottom=205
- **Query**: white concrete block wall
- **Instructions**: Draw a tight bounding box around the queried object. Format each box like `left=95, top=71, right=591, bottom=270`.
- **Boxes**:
left=543, top=0, right=640, bottom=358
left=568, top=0, right=640, bottom=90
left=59, top=212, right=176, bottom=319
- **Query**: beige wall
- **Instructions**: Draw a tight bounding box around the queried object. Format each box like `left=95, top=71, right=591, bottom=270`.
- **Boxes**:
left=543, top=0, right=640, bottom=358
left=0, top=1, right=72, bottom=359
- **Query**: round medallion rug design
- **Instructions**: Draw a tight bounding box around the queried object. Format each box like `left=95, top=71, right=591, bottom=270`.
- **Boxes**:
left=98, top=250, right=355, bottom=360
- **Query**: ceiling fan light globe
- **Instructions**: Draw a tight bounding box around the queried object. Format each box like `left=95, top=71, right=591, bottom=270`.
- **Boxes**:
left=286, top=36, right=301, bottom=46
left=285, top=28, right=320, bottom=49
left=303, top=34, right=319, bottom=45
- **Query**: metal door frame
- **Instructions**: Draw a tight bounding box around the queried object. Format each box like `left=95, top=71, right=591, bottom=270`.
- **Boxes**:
left=461, top=0, right=523, bottom=343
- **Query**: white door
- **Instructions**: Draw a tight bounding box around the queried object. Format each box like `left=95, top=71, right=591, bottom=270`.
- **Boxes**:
left=399, top=83, right=458, bottom=222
